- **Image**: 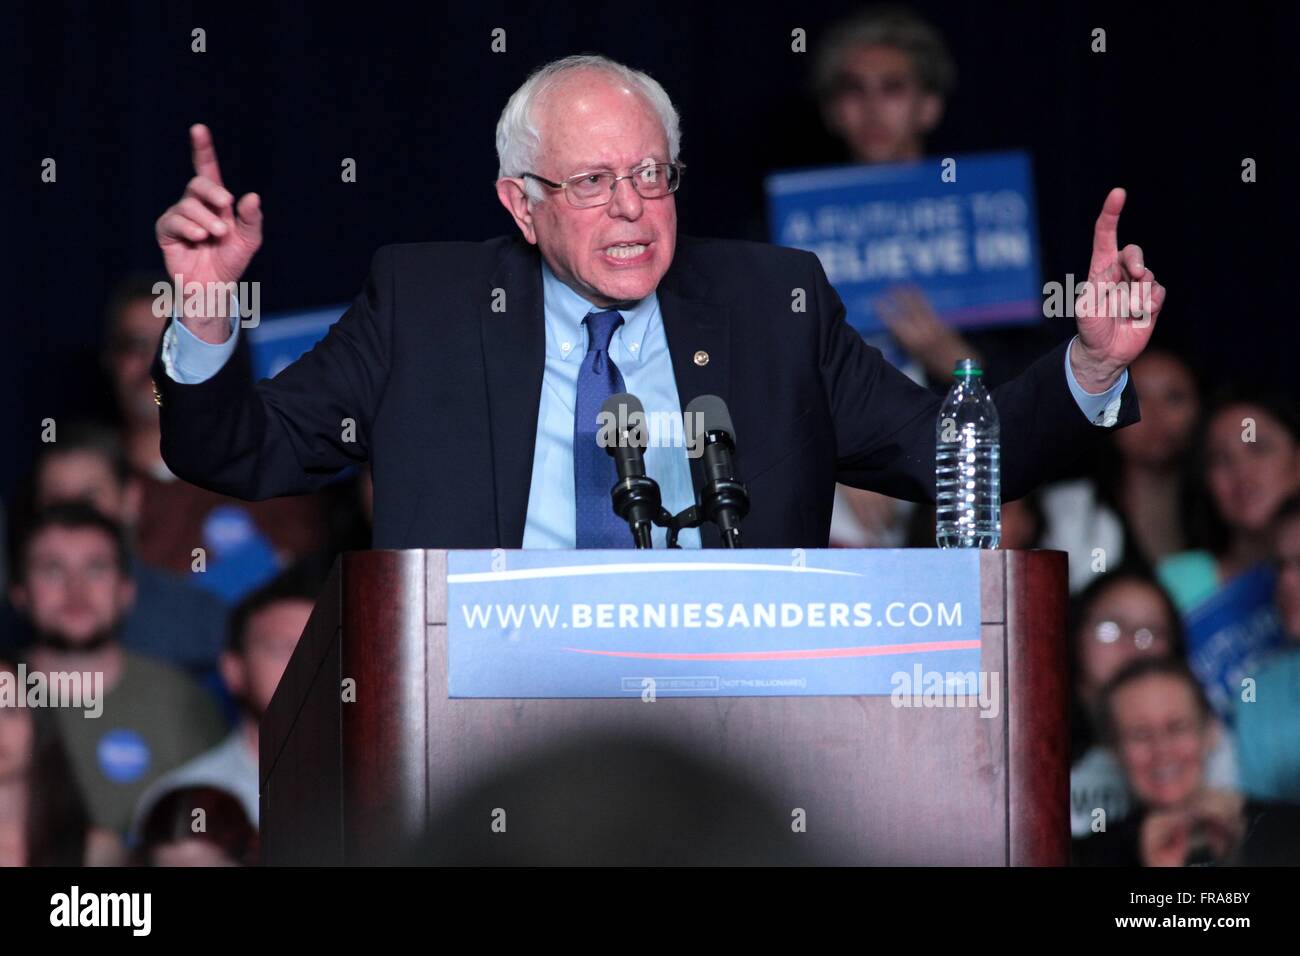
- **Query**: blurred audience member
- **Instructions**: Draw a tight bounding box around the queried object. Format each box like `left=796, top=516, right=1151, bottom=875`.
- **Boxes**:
left=1232, top=494, right=1300, bottom=803
left=103, top=277, right=329, bottom=593
left=1074, top=658, right=1300, bottom=865
left=132, top=561, right=321, bottom=838
left=133, top=785, right=257, bottom=866
left=1068, top=570, right=1236, bottom=837
left=814, top=4, right=952, bottom=166
left=1159, top=390, right=1300, bottom=610
left=0, top=656, right=99, bottom=866
left=812, top=7, right=1054, bottom=546
left=1109, top=351, right=1201, bottom=564
left=21, top=421, right=226, bottom=676
left=1040, top=348, right=1200, bottom=593
left=9, top=504, right=226, bottom=840
left=1155, top=389, right=1300, bottom=717
left=815, top=6, right=957, bottom=547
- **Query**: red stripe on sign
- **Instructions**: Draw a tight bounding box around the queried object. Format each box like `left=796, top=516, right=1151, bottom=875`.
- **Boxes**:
left=560, top=639, right=982, bottom=661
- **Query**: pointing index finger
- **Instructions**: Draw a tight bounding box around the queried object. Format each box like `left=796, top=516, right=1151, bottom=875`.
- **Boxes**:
left=1090, top=186, right=1126, bottom=271
left=190, top=123, right=225, bottom=188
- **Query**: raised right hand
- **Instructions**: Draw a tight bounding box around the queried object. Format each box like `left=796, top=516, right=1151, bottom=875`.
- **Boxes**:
left=155, top=124, right=263, bottom=340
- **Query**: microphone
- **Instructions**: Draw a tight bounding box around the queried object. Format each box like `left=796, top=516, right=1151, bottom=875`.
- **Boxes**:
left=684, top=395, right=750, bottom=548
left=599, top=393, right=662, bottom=549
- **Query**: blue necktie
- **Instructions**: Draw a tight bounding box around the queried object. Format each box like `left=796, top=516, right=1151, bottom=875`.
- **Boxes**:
left=574, top=310, right=629, bottom=548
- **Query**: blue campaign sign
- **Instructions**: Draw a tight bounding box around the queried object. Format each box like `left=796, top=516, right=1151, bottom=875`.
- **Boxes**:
left=246, top=304, right=348, bottom=382
left=446, top=549, right=982, bottom=698
left=766, top=151, right=1042, bottom=335
left=1183, top=563, right=1286, bottom=721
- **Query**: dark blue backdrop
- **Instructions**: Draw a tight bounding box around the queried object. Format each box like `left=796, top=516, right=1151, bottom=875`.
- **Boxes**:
left=5, top=0, right=1297, bottom=501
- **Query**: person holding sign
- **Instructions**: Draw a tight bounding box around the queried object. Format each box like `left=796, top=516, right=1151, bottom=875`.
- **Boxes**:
left=811, top=7, right=1053, bottom=546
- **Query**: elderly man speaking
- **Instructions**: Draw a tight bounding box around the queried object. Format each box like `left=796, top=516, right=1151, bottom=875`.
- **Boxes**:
left=152, top=54, right=1164, bottom=550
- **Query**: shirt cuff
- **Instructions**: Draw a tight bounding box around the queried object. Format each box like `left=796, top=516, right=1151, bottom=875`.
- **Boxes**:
left=1065, top=335, right=1128, bottom=428
left=162, top=304, right=240, bottom=384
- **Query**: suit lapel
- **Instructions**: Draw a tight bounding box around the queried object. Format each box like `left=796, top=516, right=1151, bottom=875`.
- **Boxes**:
left=482, top=238, right=546, bottom=547
left=657, top=241, right=731, bottom=548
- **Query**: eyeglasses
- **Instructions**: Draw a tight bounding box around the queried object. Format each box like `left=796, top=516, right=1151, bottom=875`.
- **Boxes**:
left=1087, top=619, right=1170, bottom=650
left=1117, top=716, right=1204, bottom=749
left=523, top=162, right=685, bottom=208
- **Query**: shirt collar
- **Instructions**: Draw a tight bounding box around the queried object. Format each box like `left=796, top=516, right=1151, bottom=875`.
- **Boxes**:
left=540, top=257, right=657, bottom=366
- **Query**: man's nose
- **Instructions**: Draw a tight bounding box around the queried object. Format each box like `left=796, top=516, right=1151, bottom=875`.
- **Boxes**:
left=855, top=84, right=887, bottom=108
left=606, top=177, right=643, bottom=219
left=1148, top=734, right=1182, bottom=761
left=63, top=575, right=89, bottom=599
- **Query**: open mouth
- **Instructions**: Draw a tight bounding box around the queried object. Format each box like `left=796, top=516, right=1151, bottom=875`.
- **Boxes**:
left=600, top=241, right=653, bottom=265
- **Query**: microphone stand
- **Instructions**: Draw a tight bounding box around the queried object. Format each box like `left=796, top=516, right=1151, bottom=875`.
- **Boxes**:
left=654, top=505, right=700, bottom=549
left=609, top=474, right=662, bottom=549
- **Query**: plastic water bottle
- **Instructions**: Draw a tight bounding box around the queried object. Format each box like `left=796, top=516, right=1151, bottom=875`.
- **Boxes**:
left=935, top=358, right=1001, bottom=548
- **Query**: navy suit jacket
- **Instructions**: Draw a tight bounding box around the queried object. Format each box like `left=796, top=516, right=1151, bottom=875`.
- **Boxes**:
left=151, top=234, right=1139, bottom=549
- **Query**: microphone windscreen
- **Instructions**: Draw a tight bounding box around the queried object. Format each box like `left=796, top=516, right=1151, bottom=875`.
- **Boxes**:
left=601, top=392, right=647, bottom=449
left=685, top=394, right=735, bottom=441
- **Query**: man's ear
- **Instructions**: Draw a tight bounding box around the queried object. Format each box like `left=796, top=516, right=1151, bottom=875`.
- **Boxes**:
left=219, top=649, right=246, bottom=698
left=495, top=178, right=538, bottom=244
left=9, top=582, right=27, bottom=613
left=917, top=92, right=945, bottom=136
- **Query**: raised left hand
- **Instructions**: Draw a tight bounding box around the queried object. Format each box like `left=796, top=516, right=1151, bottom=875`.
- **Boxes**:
left=1071, top=187, right=1167, bottom=391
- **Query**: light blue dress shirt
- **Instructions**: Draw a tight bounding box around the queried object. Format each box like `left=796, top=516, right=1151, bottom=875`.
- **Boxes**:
left=522, top=261, right=701, bottom=548
left=161, top=268, right=1128, bottom=548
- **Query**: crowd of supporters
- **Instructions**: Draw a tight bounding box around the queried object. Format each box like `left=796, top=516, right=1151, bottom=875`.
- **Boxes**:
left=1, top=6, right=1294, bottom=867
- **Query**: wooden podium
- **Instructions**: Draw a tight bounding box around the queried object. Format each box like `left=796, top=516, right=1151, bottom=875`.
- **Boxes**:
left=260, top=549, right=1068, bottom=865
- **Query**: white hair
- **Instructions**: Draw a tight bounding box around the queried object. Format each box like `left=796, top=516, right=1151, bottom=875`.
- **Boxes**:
left=495, top=54, right=681, bottom=202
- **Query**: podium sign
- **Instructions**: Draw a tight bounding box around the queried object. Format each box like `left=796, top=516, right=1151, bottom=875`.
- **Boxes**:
left=446, top=549, right=980, bottom=698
